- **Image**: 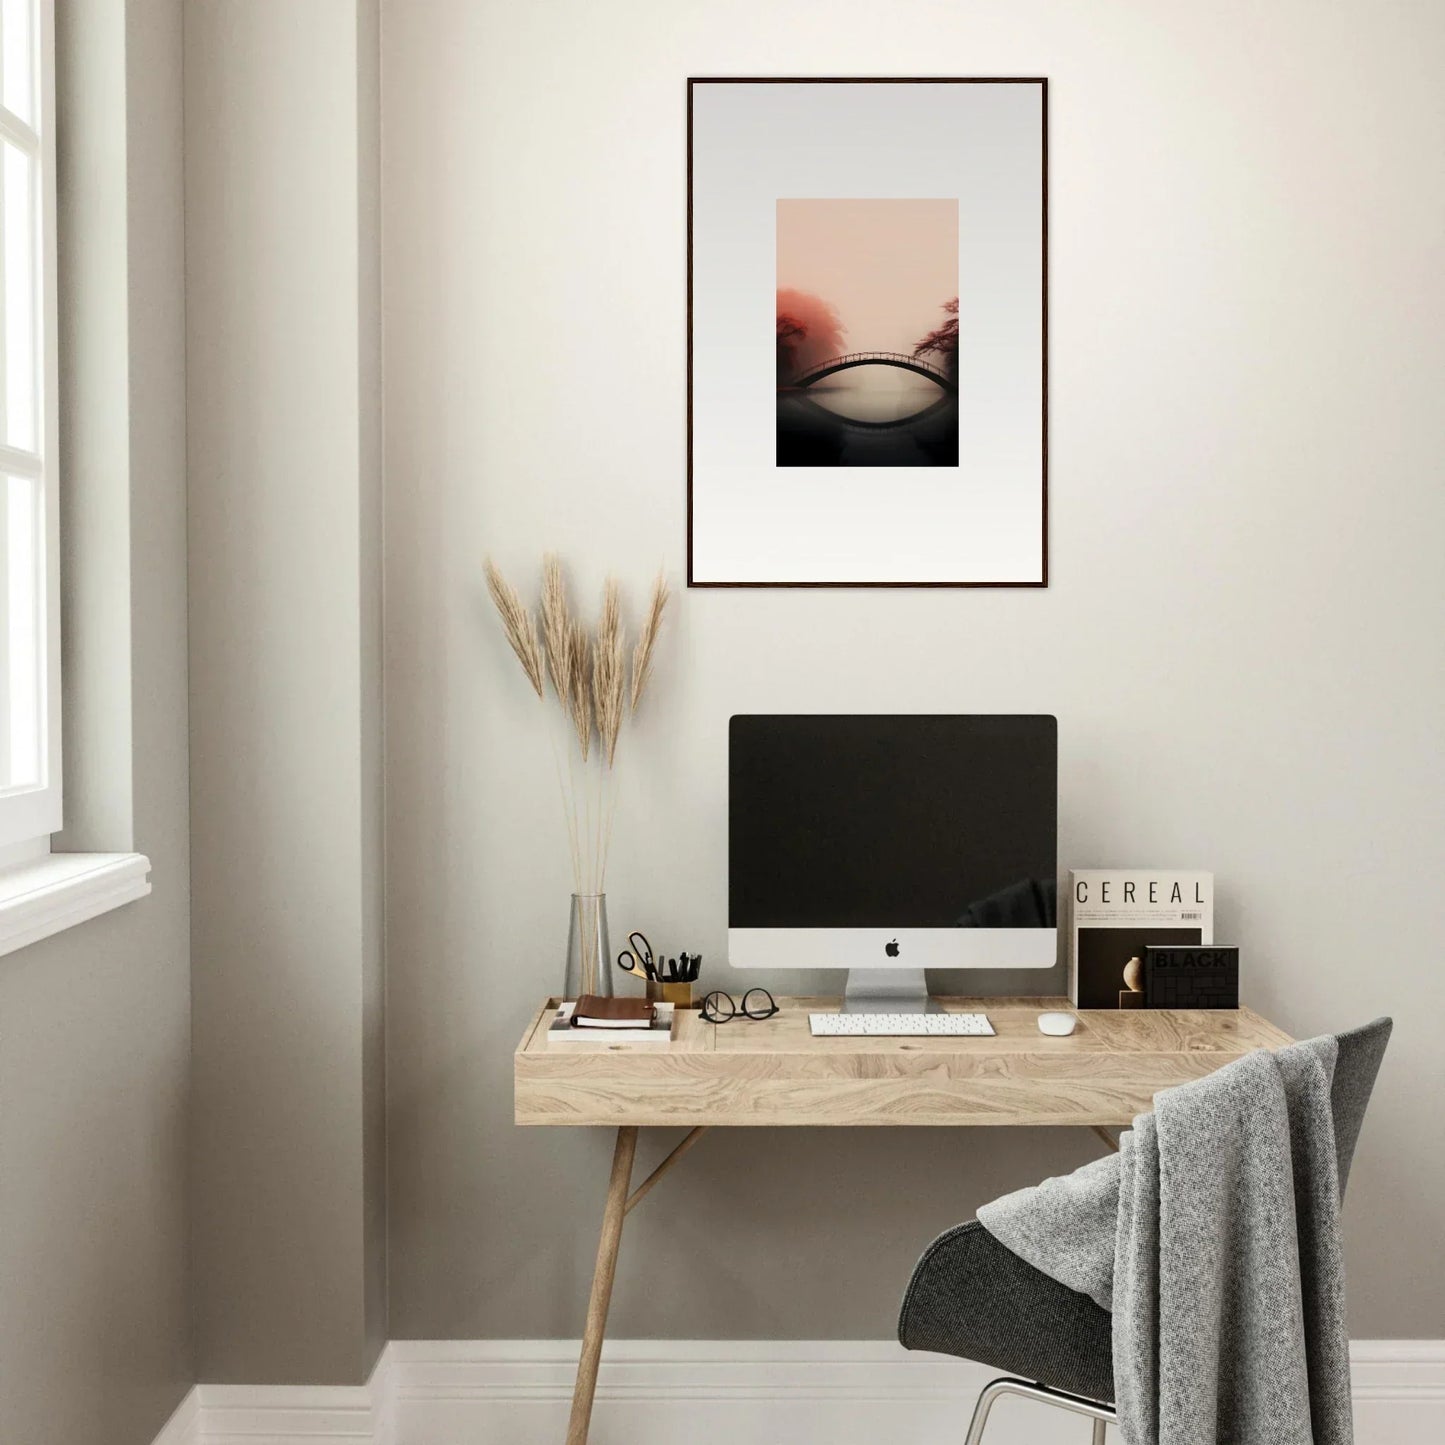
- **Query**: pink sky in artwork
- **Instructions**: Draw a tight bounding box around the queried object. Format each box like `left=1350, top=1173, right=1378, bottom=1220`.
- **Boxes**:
left=776, top=199, right=958, bottom=358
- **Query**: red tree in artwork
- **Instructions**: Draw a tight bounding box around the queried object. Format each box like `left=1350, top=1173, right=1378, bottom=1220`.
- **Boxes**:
left=777, top=314, right=807, bottom=382
left=913, top=297, right=959, bottom=380
left=776, top=289, right=846, bottom=384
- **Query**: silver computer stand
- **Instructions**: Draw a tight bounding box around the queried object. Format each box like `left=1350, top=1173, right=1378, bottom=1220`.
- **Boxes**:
left=841, top=967, right=939, bottom=1014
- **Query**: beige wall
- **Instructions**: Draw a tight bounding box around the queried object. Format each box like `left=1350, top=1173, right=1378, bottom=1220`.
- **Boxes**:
left=187, top=0, right=386, bottom=1386
left=382, top=0, right=1445, bottom=1342
left=0, top=4, right=193, bottom=1444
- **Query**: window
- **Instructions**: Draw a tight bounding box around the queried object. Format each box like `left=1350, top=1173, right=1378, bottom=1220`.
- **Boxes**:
left=0, top=1, right=148, bottom=952
left=0, top=0, right=57, bottom=855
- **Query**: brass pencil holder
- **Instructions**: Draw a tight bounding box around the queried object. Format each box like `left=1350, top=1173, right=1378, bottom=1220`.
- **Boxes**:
left=648, top=979, right=694, bottom=1009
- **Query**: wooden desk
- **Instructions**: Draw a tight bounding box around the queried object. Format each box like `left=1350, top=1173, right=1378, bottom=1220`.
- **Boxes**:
left=515, top=996, right=1291, bottom=1444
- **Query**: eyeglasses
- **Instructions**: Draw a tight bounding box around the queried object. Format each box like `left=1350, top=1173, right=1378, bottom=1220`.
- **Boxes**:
left=700, top=988, right=779, bottom=1023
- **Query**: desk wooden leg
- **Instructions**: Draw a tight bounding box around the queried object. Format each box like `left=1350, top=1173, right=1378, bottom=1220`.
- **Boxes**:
left=1090, top=1125, right=1121, bottom=1153
left=567, top=1125, right=638, bottom=1445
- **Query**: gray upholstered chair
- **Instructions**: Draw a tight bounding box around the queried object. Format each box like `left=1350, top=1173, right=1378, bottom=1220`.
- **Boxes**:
left=898, top=1018, right=1392, bottom=1443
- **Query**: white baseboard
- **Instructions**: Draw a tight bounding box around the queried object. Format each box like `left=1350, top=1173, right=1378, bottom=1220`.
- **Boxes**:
left=1349, top=1340, right=1445, bottom=1442
left=149, top=1338, right=1445, bottom=1445
left=150, top=1387, right=199, bottom=1445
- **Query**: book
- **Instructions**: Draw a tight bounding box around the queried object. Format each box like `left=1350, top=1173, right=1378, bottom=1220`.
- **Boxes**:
left=1069, top=870, right=1213, bottom=1009
left=1143, top=944, right=1239, bottom=1009
left=546, top=1000, right=676, bottom=1046
left=572, top=995, right=656, bottom=1028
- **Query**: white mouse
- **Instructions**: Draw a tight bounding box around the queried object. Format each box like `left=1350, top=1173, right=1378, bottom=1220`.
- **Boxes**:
left=1037, top=1011, right=1078, bottom=1037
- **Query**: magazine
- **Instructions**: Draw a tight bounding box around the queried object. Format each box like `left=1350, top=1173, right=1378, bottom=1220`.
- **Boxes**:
left=1069, top=870, right=1213, bottom=1009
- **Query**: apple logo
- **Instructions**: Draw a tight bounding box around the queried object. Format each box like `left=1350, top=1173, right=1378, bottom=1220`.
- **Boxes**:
left=885, top=938, right=900, bottom=957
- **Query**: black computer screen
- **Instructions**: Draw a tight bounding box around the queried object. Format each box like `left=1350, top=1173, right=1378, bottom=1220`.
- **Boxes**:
left=728, top=715, right=1057, bottom=929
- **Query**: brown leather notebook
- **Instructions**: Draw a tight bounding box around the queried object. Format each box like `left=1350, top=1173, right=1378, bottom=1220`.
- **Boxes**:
left=572, top=995, right=655, bottom=1028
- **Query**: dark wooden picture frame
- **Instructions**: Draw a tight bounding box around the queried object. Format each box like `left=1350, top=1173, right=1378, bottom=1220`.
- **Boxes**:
left=686, top=77, right=1049, bottom=589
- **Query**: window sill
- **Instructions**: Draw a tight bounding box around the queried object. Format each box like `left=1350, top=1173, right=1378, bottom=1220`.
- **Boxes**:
left=0, top=852, right=152, bottom=959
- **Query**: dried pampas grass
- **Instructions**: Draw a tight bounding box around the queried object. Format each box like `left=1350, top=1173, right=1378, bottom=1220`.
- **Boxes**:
left=630, top=570, right=669, bottom=713
left=566, top=619, right=593, bottom=762
left=593, top=580, right=626, bottom=766
left=540, top=553, right=572, bottom=704
left=484, top=560, right=543, bottom=699
left=484, top=554, right=670, bottom=892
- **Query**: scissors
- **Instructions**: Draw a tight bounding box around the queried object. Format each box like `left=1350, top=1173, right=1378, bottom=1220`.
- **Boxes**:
left=616, top=931, right=657, bottom=982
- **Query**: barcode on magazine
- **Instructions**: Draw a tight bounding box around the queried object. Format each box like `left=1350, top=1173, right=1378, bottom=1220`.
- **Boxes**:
left=1181, top=911, right=1203, bottom=920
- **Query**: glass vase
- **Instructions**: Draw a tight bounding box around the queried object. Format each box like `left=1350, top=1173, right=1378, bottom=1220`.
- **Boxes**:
left=564, top=893, right=612, bottom=1001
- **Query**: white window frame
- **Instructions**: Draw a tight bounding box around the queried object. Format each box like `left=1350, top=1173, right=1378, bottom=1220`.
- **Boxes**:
left=0, top=0, right=60, bottom=855
left=0, top=2, right=148, bottom=955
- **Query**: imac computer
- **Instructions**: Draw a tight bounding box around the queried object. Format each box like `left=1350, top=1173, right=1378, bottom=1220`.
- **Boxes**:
left=728, top=715, right=1058, bottom=1013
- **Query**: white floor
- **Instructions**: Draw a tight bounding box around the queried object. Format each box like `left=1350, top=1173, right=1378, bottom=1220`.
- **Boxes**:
left=152, top=1339, right=1445, bottom=1445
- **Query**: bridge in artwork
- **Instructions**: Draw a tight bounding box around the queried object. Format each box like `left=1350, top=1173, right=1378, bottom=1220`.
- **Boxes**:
left=788, top=351, right=956, bottom=392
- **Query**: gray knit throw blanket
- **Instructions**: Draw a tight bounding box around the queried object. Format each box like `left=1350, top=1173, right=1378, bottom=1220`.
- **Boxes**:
left=977, top=1037, right=1353, bottom=1445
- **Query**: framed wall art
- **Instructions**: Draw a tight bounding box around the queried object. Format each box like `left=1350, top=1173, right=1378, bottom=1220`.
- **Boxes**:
left=687, top=78, right=1047, bottom=587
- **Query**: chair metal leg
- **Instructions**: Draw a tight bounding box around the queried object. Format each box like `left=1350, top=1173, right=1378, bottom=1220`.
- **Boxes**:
left=963, top=1376, right=1116, bottom=1445
left=962, top=1378, right=1011, bottom=1445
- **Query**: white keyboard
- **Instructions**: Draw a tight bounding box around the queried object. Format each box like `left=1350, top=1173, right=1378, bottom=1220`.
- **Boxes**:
left=808, top=1012, right=995, bottom=1037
